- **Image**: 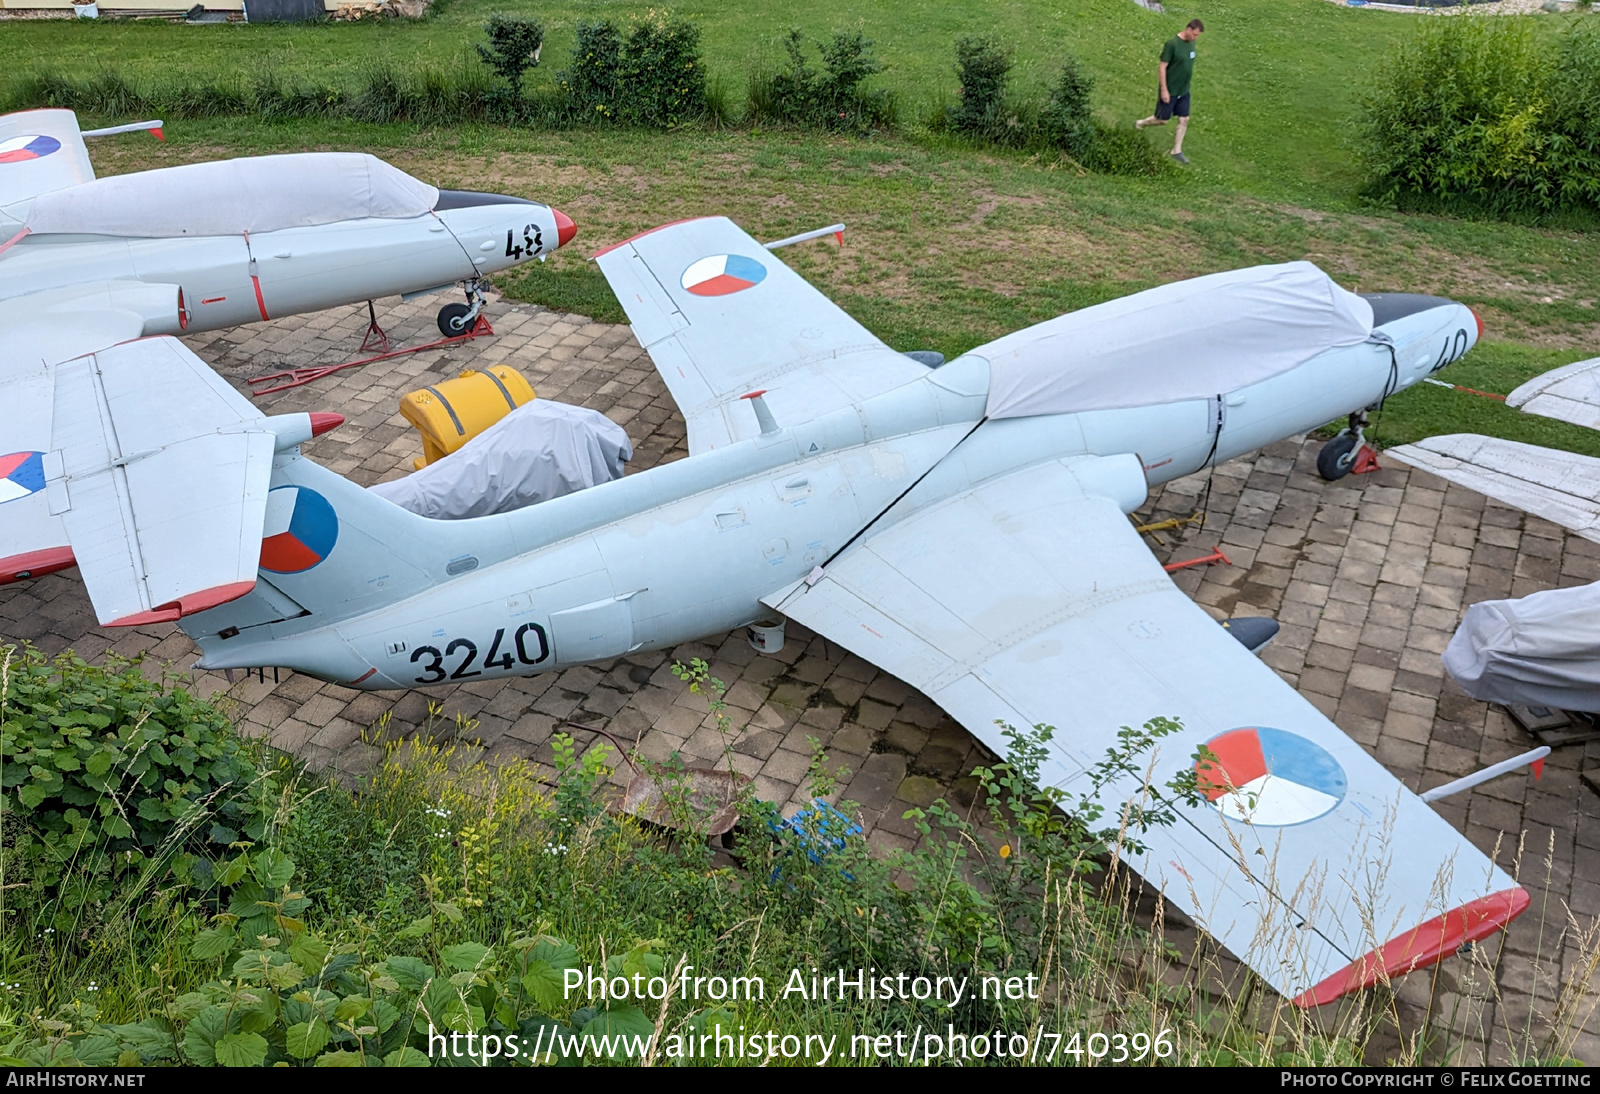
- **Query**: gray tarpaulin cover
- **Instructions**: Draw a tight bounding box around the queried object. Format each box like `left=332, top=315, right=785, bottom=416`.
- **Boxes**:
left=25, top=154, right=439, bottom=238
left=369, top=399, right=632, bottom=521
left=1442, top=582, right=1600, bottom=712
left=983, top=261, right=1373, bottom=419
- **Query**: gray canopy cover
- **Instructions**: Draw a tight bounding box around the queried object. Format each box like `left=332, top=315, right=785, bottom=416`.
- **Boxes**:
left=25, top=153, right=438, bottom=237
left=369, top=399, right=632, bottom=521
left=1442, top=581, right=1600, bottom=712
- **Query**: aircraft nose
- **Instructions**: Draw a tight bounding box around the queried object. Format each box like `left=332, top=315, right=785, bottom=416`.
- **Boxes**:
left=554, top=208, right=576, bottom=248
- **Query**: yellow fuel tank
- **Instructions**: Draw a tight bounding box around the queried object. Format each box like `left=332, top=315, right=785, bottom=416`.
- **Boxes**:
left=399, top=365, right=536, bottom=469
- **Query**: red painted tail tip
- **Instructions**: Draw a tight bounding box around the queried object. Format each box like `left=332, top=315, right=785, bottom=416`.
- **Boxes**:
left=309, top=412, right=344, bottom=438
left=834, top=231, right=844, bottom=245
left=554, top=208, right=576, bottom=248
left=1291, top=887, right=1531, bottom=1008
left=106, top=580, right=256, bottom=628
left=0, top=546, right=76, bottom=585
left=151, top=127, right=165, bottom=142
left=1532, top=757, right=1546, bottom=779
left=1471, top=308, right=1484, bottom=341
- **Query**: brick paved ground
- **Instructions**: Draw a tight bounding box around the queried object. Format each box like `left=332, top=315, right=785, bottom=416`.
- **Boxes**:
left=3, top=295, right=1596, bottom=1061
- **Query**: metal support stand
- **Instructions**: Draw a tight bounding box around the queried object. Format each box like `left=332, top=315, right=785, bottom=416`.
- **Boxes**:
left=358, top=300, right=390, bottom=355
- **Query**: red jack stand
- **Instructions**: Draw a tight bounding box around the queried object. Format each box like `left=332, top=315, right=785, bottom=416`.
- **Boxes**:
left=1164, top=548, right=1232, bottom=573
left=358, top=299, right=390, bottom=355
left=1351, top=445, right=1381, bottom=475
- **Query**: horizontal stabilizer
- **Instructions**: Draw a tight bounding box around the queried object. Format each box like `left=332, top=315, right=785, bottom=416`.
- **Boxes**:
left=46, top=338, right=276, bottom=626
left=1385, top=434, right=1600, bottom=543
left=1507, top=357, right=1600, bottom=431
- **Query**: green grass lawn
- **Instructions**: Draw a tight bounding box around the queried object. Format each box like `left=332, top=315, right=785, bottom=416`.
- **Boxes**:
left=8, top=0, right=1585, bottom=204
left=11, top=1, right=1600, bottom=455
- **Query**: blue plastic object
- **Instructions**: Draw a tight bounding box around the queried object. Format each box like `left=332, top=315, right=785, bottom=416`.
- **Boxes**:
left=768, top=799, right=862, bottom=881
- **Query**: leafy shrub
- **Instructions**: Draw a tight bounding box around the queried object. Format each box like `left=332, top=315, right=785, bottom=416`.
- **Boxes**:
left=559, top=15, right=707, bottom=127
left=748, top=28, right=895, bottom=134
left=1039, top=56, right=1096, bottom=162
left=562, top=19, right=624, bottom=121
left=0, top=646, right=274, bottom=919
left=1357, top=19, right=1600, bottom=217
left=476, top=13, right=544, bottom=100
left=948, top=35, right=1014, bottom=139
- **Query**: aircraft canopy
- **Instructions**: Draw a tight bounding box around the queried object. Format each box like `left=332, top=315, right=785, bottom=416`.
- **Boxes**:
left=981, top=261, right=1374, bottom=418
left=24, top=153, right=440, bottom=238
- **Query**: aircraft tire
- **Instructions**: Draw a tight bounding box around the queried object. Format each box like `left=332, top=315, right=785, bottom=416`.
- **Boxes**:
left=1317, top=433, right=1359, bottom=481
left=437, top=303, right=473, bottom=337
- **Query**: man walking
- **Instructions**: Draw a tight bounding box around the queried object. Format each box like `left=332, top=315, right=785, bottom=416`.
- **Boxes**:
left=1136, top=19, right=1204, bottom=165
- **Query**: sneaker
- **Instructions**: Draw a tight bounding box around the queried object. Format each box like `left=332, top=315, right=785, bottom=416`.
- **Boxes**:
left=1170, top=151, right=1190, bottom=164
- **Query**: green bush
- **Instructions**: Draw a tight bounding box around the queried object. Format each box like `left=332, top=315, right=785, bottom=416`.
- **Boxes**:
left=748, top=28, right=895, bottom=134
left=1357, top=19, right=1600, bottom=217
left=0, top=646, right=273, bottom=919
left=558, top=15, right=707, bottom=127
left=948, top=35, right=1015, bottom=140
left=561, top=19, right=624, bottom=121
left=1039, top=57, right=1096, bottom=163
left=475, top=14, right=544, bottom=100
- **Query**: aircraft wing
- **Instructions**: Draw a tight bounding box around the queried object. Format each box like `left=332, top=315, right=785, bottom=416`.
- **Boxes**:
left=42, top=338, right=276, bottom=626
left=1385, top=434, right=1600, bottom=544
left=1506, top=356, right=1600, bottom=430
left=594, top=216, right=928, bottom=454
left=0, top=109, right=94, bottom=222
left=764, top=456, right=1526, bottom=1006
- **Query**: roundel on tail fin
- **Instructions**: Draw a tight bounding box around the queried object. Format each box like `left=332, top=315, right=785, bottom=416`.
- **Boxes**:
left=260, top=485, right=338, bottom=573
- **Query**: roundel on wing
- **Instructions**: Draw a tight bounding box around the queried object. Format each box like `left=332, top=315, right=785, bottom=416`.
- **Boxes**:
left=0, top=451, right=46, bottom=504
left=259, top=485, right=338, bottom=573
left=1194, top=727, right=1347, bottom=827
left=680, top=253, right=767, bottom=297
left=0, top=135, right=62, bottom=164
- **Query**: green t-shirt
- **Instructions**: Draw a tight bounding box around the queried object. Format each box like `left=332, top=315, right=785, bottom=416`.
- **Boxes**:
left=1159, top=35, right=1197, bottom=98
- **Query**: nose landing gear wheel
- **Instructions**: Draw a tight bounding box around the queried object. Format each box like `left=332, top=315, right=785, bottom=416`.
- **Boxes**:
left=1317, top=433, right=1360, bottom=481
left=437, top=302, right=473, bottom=338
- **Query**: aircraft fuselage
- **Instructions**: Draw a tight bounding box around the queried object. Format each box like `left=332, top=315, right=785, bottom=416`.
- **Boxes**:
left=189, top=298, right=1477, bottom=689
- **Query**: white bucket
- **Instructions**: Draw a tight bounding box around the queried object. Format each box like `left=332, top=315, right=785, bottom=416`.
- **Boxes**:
left=747, top=619, right=786, bottom=656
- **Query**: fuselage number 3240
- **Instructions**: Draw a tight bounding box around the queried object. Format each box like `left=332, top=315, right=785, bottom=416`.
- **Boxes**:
left=410, top=622, right=549, bottom=683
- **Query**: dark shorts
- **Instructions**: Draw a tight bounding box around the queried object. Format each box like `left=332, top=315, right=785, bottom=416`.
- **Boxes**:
left=1154, top=92, right=1191, bottom=120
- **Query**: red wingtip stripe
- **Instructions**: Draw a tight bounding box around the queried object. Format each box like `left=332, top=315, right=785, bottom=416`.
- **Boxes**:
left=1532, top=757, right=1546, bottom=779
left=591, top=216, right=716, bottom=259
left=106, top=580, right=256, bottom=628
left=1291, top=887, right=1530, bottom=1008
left=0, top=546, right=75, bottom=585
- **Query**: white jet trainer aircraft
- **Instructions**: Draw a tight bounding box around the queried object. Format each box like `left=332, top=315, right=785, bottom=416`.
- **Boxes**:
left=1, top=215, right=1521, bottom=1008
left=0, top=107, right=574, bottom=591
left=0, top=109, right=575, bottom=339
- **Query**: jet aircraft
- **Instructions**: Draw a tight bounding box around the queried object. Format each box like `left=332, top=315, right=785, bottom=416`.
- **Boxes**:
left=0, top=214, right=1523, bottom=1008
left=0, top=108, right=575, bottom=340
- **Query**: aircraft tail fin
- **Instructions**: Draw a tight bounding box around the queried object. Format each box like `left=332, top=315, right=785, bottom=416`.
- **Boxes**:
left=7, top=337, right=344, bottom=627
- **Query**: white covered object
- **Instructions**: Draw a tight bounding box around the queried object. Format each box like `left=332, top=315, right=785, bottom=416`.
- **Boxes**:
left=1442, top=582, right=1600, bottom=712
left=982, top=261, right=1374, bottom=419
left=369, top=399, right=632, bottom=521
left=25, top=153, right=439, bottom=238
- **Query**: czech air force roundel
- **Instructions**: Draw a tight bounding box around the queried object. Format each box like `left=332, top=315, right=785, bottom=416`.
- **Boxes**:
left=260, top=485, right=338, bottom=573
left=1195, top=727, right=1347, bottom=827
left=0, top=135, right=62, bottom=164
left=0, top=452, right=46, bottom=504
left=680, top=254, right=768, bottom=297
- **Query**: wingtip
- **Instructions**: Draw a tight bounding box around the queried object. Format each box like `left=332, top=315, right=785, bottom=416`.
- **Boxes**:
left=1291, top=886, right=1530, bottom=1008
left=106, top=580, right=257, bottom=628
left=0, top=546, right=76, bottom=585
